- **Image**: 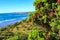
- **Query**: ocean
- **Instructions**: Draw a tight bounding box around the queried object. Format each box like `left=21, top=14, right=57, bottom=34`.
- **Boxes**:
left=0, top=13, right=29, bottom=27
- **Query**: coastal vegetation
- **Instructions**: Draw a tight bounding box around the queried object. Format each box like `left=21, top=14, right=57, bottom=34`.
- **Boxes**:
left=0, top=0, right=60, bottom=40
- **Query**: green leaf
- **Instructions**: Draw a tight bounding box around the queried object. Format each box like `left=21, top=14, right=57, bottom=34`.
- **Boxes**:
left=26, top=17, right=30, bottom=21
left=57, top=25, right=60, bottom=29
left=42, top=15, right=47, bottom=23
left=42, top=15, right=46, bottom=19
left=41, top=0, right=47, bottom=2
left=52, top=3, right=55, bottom=6
left=40, top=7, right=44, bottom=10
left=7, top=36, right=18, bottom=40
left=44, top=3, right=49, bottom=7
left=52, top=33, right=58, bottom=37
left=38, top=37, right=44, bottom=40
left=57, top=5, right=60, bottom=11
left=58, top=11, right=60, bottom=16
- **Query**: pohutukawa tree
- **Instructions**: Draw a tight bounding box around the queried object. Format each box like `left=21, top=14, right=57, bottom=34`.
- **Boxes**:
left=27, top=0, right=60, bottom=40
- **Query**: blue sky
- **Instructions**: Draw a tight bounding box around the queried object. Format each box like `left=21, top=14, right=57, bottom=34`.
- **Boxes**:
left=0, top=0, right=35, bottom=13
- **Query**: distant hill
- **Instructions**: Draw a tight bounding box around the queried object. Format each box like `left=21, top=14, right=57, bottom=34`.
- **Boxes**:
left=15, top=12, right=29, bottom=14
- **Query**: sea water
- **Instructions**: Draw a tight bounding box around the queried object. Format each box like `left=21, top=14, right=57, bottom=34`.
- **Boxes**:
left=0, top=13, right=28, bottom=27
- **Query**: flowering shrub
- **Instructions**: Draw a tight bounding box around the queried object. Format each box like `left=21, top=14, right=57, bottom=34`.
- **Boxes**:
left=27, top=0, right=60, bottom=40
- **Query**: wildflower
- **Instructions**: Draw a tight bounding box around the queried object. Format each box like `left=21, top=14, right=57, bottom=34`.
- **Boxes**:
left=49, top=12, right=54, bottom=17
left=36, top=13, right=40, bottom=17
left=58, top=0, right=60, bottom=3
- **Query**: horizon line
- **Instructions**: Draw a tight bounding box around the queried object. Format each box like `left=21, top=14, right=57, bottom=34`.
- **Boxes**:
left=0, top=11, right=34, bottom=13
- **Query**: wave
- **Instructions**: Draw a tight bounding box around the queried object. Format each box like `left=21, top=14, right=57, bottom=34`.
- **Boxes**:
left=0, top=17, right=27, bottom=23
left=0, top=19, right=17, bottom=23
left=0, top=17, right=28, bottom=27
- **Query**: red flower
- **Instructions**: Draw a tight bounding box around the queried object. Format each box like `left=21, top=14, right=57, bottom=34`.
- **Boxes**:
left=36, top=13, right=40, bottom=16
left=49, top=12, right=54, bottom=17
left=58, top=0, right=60, bottom=3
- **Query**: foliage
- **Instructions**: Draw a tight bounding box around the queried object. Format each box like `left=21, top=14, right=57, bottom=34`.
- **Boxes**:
left=0, top=0, right=60, bottom=40
left=6, top=36, right=18, bottom=40
left=28, top=29, right=45, bottom=40
left=30, top=0, right=60, bottom=40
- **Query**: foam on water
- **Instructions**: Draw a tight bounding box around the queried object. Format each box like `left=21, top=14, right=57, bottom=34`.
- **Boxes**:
left=0, top=13, right=28, bottom=27
left=0, top=19, right=16, bottom=23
